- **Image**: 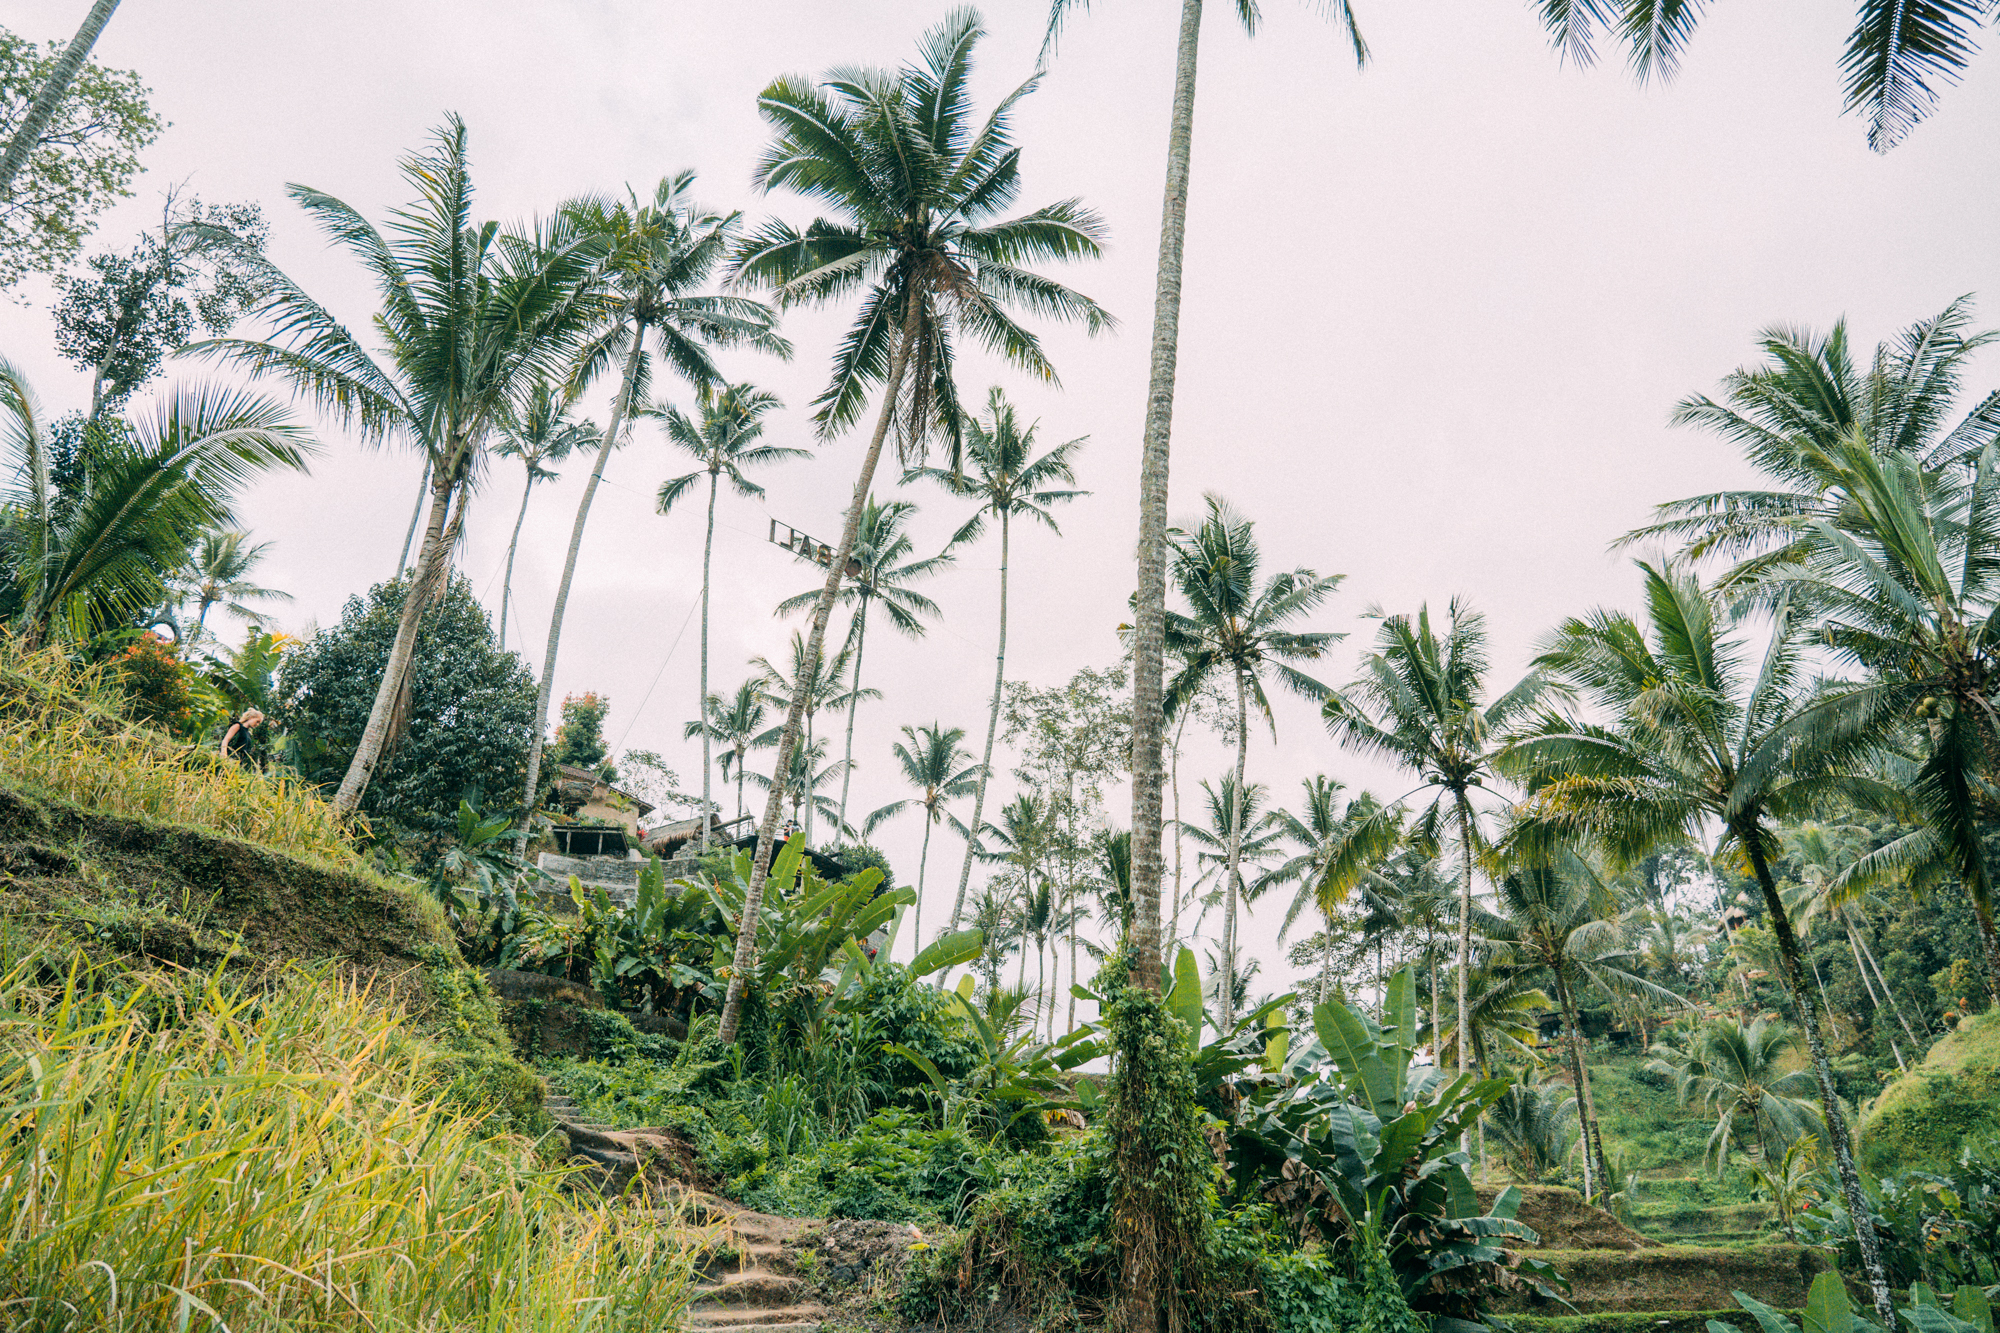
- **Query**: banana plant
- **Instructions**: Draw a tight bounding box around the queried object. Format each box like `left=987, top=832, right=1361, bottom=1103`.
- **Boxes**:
left=1226, top=967, right=1564, bottom=1331
left=887, top=975, right=1090, bottom=1132
left=1712, top=1271, right=1993, bottom=1333
left=703, top=834, right=913, bottom=993
left=583, top=854, right=723, bottom=1011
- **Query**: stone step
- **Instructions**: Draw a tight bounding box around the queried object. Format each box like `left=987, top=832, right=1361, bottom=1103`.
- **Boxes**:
left=691, top=1272, right=810, bottom=1309
left=683, top=1318, right=823, bottom=1333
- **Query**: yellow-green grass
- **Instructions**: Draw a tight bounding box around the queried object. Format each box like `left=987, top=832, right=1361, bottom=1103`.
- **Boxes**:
left=0, top=638, right=355, bottom=865
left=0, top=955, right=700, bottom=1332
left=1860, top=1008, right=2000, bottom=1174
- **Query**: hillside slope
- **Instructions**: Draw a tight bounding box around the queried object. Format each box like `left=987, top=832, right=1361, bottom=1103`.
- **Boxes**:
left=1861, top=1009, right=2000, bottom=1174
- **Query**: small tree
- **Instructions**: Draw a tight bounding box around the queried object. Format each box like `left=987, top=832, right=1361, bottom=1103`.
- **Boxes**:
left=553, top=692, right=612, bottom=778
left=278, top=574, right=536, bottom=847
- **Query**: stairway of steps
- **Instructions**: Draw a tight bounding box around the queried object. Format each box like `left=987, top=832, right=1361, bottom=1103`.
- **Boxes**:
left=544, top=1093, right=831, bottom=1333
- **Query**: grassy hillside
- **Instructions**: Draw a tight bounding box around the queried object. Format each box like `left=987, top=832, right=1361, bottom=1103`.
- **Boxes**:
left=1861, top=1009, right=2000, bottom=1175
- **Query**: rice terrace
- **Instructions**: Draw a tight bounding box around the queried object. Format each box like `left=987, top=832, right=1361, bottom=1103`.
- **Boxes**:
left=0, top=1, right=1997, bottom=1330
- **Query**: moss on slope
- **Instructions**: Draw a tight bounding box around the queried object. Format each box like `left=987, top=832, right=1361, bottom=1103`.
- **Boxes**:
left=1860, top=1009, right=2000, bottom=1175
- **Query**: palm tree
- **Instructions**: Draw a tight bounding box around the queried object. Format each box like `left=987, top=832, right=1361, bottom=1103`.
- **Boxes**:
left=1647, top=1017, right=1823, bottom=1177
left=1178, top=772, right=1280, bottom=943
left=686, top=679, right=769, bottom=822
left=717, top=9, right=1111, bottom=1043
left=752, top=632, right=873, bottom=847
left=1044, top=0, right=1368, bottom=1027
left=190, top=118, right=604, bottom=814
left=492, top=379, right=599, bottom=649
left=1620, top=299, right=1999, bottom=578
left=1266, top=778, right=1404, bottom=999
left=1486, top=1066, right=1581, bottom=1185
left=908, top=386, right=1087, bottom=933
left=745, top=735, right=846, bottom=835
left=1530, top=0, right=1990, bottom=150
left=863, top=723, right=982, bottom=948
left=1503, top=560, right=1900, bottom=1324
left=655, top=382, right=804, bottom=846
left=1324, top=598, right=1549, bottom=1096
left=1479, top=850, right=1679, bottom=1199
left=976, top=792, right=1059, bottom=1021
left=1094, top=827, right=1135, bottom=939
left=517, top=174, right=788, bottom=848
left=176, top=527, right=291, bottom=638
left=1165, top=495, right=1340, bottom=1018
left=1782, top=824, right=1922, bottom=1058
left=778, top=497, right=952, bottom=832
left=0, top=361, right=309, bottom=646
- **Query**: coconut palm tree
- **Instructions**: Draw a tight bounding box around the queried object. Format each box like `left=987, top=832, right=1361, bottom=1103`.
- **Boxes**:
left=518, top=175, right=789, bottom=849
left=907, top=386, right=1087, bottom=933
left=752, top=632, right=873, bottom=847
left=175, top=527, right=291, bottom=638
left=1619, top=299, right=1999, bottom=578
left=655, top=383, right=804, bottom=846
left=1266, top=777, right=1405, bottom=983
left=863, top=723, right=982, bottom=948
left=1502, top=559, right=1901, bottom=1324
left=1781, top=823, right=1924, bottom=1058
left=189, top=118, right=604, bottom=814
left=1177, top=772, right=1279, bottom=944
left=975, top=793, right=1058, bottom=1021
left=492, top=380, right=599, bottom=649
left=1044, top=0, right=1368, bottom=1028
left=1324, top=598, right=1549, bottom=1095
left=1478, top=850, right=1680, bottom=1198
left=778, top=497, right=953, bottom=832
left=1647, top=1017, right=1823, bottom=1176
left=1164, top=495, right=1340, bottom=1018
left=0, top=361, right=309, bottom=646
left=1530, top=0, right=1991, bottom=150
left=717, top=8, right=1111, bottom=1043
left=686, top=679, right=770, bottom=822
left=745, top=735, right=846, bottom=836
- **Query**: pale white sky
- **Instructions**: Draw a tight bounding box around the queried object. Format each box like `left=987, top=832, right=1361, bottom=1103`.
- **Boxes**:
left=2, top=0, right=1996, bottom=1002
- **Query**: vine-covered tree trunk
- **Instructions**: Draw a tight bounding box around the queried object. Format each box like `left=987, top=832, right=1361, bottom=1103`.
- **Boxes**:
left=718, top=300, right=916, bottom=1045
left=1743, top=836, right=1895, bottom=1328
left=951, top=509, right=1009, bottom=931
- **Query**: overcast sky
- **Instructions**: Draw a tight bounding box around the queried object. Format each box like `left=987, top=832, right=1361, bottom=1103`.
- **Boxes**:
left=4, top=0, right=1997, bottom=1000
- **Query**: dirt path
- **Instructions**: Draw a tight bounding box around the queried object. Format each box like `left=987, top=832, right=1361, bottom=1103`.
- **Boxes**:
left=546, top=1092, right=833, bottom=1332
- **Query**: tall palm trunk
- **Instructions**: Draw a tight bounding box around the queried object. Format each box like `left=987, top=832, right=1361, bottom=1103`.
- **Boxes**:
left=717, top=300, right=918, bottom=1045
left=1220, top=664, right=1248, bottom=1022
left=699, top=469, right=720, bottom=852
left=497, top=467, right=535, bottom=648
left=1127, top=0, right=1203, bottom=1004
left=913, top=815, right=934, bottom=947
left=1169, top=707, right=1192, bottom=950
left=517, top=333, right=646, bottom=852
left=0, top=0, right=121, bottom=197
left=1454, top=788, right=1477, bottom=1157
left=837, top=590, right=871, bottom=834
left=952, top=508, right=1011, bottom=929
left=1554, top=967, right=1608, bottom=1200
left=1848, top=916, right=1920, bottom=1051
left=1742, top=836, right=1896, bottom=1328
left=334, top=466, right=453, bottom=813
left=397, top=457, right=431, bottom=575
left=735, top=748, right=747, bottom=819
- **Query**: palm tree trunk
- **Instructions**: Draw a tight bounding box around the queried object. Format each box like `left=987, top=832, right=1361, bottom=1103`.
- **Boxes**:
left=1221, top=664, right=1249, bottom=1024
left=397, top=457, right=431, bottom=575
left=1126, top=0, right=1203, bottom=1007
left=0, top=0, right=121, bottom=198
left=716, top=300, right=918, bottom=1045
left=699, top=471, right=719, bottom=853
left=517, top=329, right=647, bottom=852
left=837, top=590, right=871, bottom=834
left=1431, top=950, right=1442, bottom=1067
left=333, top=467, right=453, bottom=814
left=497, top=467, right=534, bottom=648
left=1554, top=967, right=1608, bottom=1200
left=1743, top=835, right=1896, bottom=1328
left=736, top=749, right=746, bottom=820
left=1169, top=708, right=1191, bottom=952
left=914, top=816, right=934, bottom=949
left=951, top=509, right=1010, bottom=931
left=1850, top=917, right=1922, bottom=1051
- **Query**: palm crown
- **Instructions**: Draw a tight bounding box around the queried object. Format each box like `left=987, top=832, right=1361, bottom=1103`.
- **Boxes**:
left=730, top=7, right=1114, bottom=464
left=652, top=382, right=802, bottom=513
left=907, top=385, right=1088, bottom=543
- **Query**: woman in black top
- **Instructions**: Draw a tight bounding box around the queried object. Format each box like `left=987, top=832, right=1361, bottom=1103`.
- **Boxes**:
left=219, top=708, right=266, bottom=766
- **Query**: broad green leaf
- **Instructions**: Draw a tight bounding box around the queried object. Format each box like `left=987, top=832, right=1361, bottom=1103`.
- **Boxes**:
left=1168, top=946, right=1203, bottom=1047
left=1731, top=1291, right=1804, bottom=1333
left=1802, top=1272, right=1852, bottom=1333
left=910, top=928, right=983, bottom=978
left=1314, top=998, right=1395, bottom=1118
left=1952, top=1287, right=1992, bottom=1333
left=884, top=1042, right=947, bottom=1092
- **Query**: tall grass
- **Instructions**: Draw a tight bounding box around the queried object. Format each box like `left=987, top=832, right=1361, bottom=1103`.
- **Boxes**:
left=0, top=956, right=700, bottom=1331
left=0, top=637, right=355, bottom=863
